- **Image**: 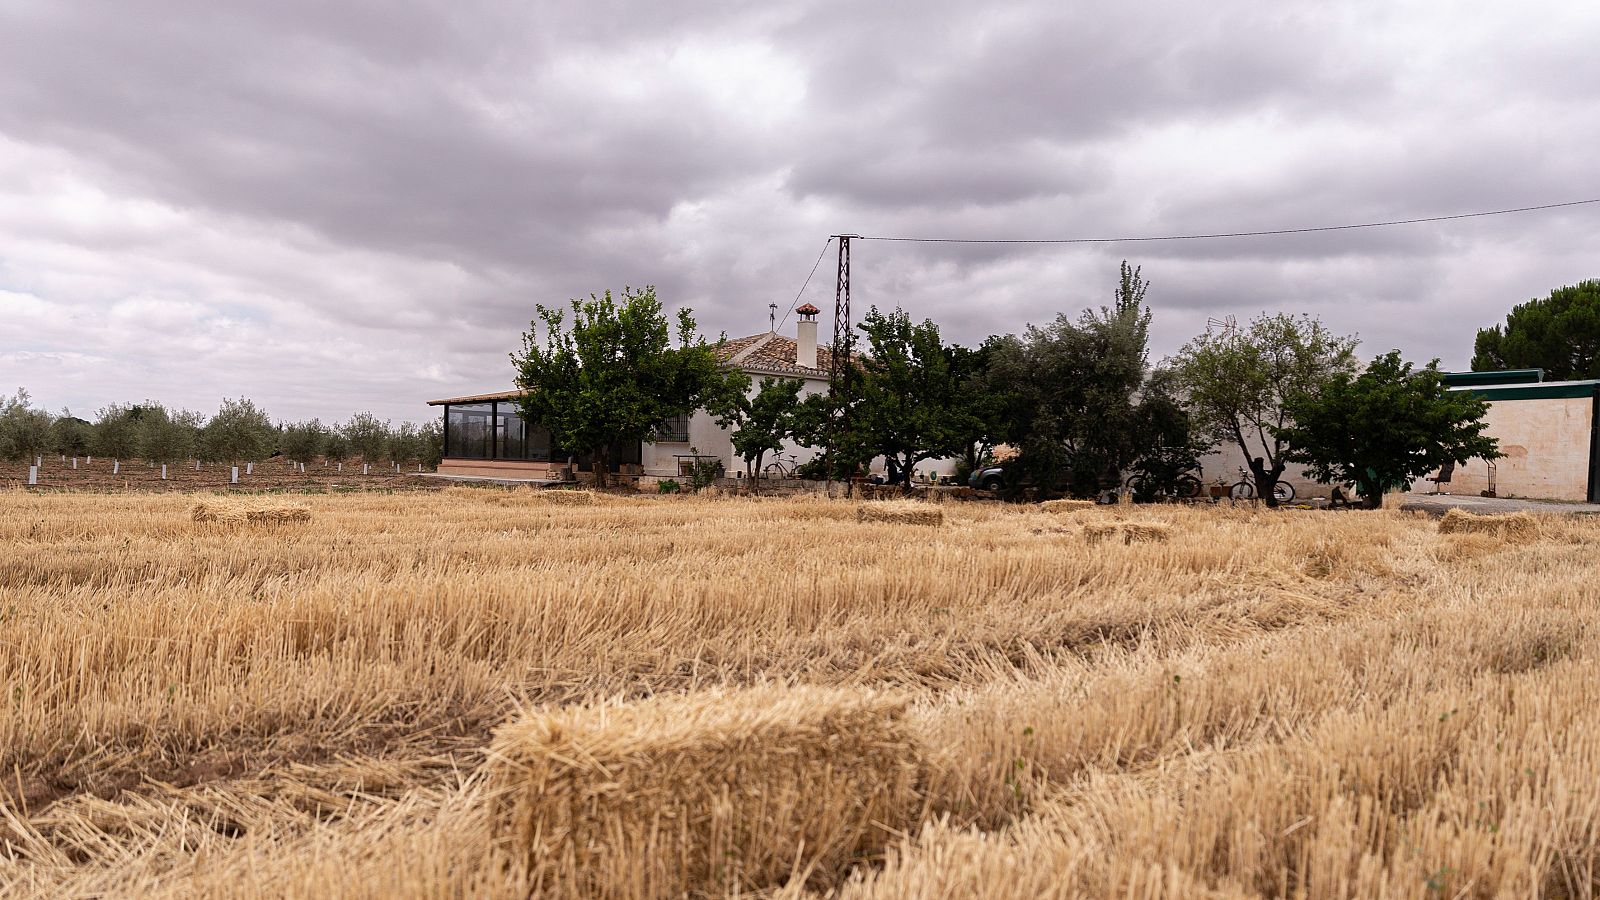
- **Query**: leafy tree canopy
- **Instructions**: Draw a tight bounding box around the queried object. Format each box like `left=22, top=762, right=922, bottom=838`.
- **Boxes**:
left=1169, top=313, right=1357, bottom=507
left=851, top=307, right=986, bottom=488
left=138, top=404, right=203, bottom=465
left=341, top=412, right=390, bottom=463
left=511, top=286, right=746, bottom=486
left=987, top=262, right=1160, bottom=497
left=1472, top=280, right=1600, bottom=380
left=280, top=419, right=327, bottom=465
left=200, top=397, right=274, bottom=463
left=1277, top=351, right=1501, bottom=508
left=712, top=375, right=806, bottom=490
left=0, top=389, right=54, bottom=462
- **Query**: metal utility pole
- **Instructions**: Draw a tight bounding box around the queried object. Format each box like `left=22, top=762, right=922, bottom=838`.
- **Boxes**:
left=827, top=235, right=858, bottom=495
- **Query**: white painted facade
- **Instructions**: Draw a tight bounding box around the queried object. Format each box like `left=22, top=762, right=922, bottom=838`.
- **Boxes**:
left=1434, top=388, right=1596, bottom=502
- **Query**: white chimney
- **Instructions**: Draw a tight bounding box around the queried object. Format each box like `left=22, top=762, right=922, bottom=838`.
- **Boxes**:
left=796, top=303, right=819, bottom=369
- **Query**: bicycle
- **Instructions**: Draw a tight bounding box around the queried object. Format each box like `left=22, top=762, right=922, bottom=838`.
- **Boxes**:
left=1123, top=469, right=1204, bottom=501
left=762, top=452, right=799, bottom=479
left=1227, top=466, right=1295, bottom=502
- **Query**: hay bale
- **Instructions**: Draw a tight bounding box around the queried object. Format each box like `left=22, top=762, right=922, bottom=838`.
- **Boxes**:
left=191, top=498, right=311, bottom=525
left=1437, top=508, right=1540, bottom=541
left=1040, top=499, right=1096, bottom=514
left=856, top=501, right=944, bottom=526
left=1121, top=522, right=1172, bottom=543
left=487, top=687, right=924, bottom=897
left=528, top=489, right=596, bottom=505
left=1082, top=521, right=1171, bottom=545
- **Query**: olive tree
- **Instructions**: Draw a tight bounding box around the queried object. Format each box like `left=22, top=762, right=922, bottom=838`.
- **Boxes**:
left=0, top=389, right=53, bottom=462
left=200, top=397, right=275, bottom=464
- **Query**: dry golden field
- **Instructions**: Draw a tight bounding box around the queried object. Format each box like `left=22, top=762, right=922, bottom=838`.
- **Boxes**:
left=2, top=487, right=1598, bottom=898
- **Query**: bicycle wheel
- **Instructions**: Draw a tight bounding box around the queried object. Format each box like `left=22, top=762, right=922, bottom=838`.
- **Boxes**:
left=1273, top=481, right=1296, bottom=502
left=762, top=462, right=789, bottom=479
left=1125, top=474, right=1151, bottom=499
left=1229, top=479, right=1255, bottom=500
left=1174, top=474, right=1203, bottom=499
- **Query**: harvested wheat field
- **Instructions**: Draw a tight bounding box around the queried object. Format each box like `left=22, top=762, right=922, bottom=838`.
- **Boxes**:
left=3, top=488, right=1600, bottom=898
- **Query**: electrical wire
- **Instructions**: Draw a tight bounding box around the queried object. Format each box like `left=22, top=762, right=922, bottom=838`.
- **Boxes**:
left=777, top=236, right=835, bottom=331
left=853, top=197, right=1600, bottom=245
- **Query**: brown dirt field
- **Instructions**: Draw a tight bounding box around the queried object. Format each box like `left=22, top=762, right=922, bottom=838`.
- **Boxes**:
left=0, top=457, right=444, bottom=492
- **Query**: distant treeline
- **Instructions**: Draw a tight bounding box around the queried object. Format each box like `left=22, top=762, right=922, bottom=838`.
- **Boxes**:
left=0, top=390, right=442, bottom=466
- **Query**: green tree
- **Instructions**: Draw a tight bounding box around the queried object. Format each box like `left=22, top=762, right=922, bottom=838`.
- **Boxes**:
left=1472, top=280, right=1600, bottom=379
left=280, top=419, right=327, bottom=465
left=341, top=412, right=390, bottom=463
left=1169, top=313, right=1358, bottom=508
left=138, top=404, right=203, bottom=465
left=51, top=413, right=93, bottom=456
left=323, top=431, right=352, bottom=465
left=0, top=389, right=54, bottom=462
left=949, top=338, right=1009, bottom=483
left=853, top=307, right=983, bottom=490
left=712, top=376, right=804, bottom=492
left=418, top=420, right=444, bottom=469
left=385, top=421, right=420, bottom=466
left=510, top=286, right=745, bottom=487
left=200, top=397, right=274, bottom=463
left=1278, top=352, right=1501, bottom=508
left=91, top=404, right=146, bottom=460
left=1125, top=367, right=1210, bottom=499
left=987, top=262, right=1156, bottom=498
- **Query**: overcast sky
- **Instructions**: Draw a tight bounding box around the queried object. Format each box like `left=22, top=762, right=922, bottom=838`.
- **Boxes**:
left=2, top=2, right=1597, bottom=424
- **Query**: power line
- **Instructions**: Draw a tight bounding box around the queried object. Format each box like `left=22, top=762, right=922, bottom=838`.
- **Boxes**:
left=777, top=236, right=834, bottom=331
left=855, top=197, right=1600, bottom=245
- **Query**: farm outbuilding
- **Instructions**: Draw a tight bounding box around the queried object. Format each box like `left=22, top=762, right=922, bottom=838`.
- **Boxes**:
left=1434, top=369, right=1600, bottom=502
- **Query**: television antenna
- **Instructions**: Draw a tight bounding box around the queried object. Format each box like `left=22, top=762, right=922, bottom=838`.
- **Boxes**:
left=1206, top=315, right=1238, bottom=335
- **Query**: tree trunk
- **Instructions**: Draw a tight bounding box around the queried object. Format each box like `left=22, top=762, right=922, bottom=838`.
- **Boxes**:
left=1246, top=456, right=1286, bottom=509
left=594, top=447, right=610, bottom=489
left=752, top=450, right=764, bottom=495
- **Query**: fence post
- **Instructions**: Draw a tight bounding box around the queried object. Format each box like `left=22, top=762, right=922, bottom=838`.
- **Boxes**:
left=337, top=462, right=342, bottom=473
left=113, top=460, right=120, bottom=475
left=27, top=465, right=37, bottom=485
left=71, top=457, right=78, bottom=469
left=195, top=459, right=201, bottom=471
left=161, top=464, right=168, bottom=480
left=231, top=466, right=239, bottom=484
left=35, top=456, right=41, bottom=468
left=246, top=461, right=254, bottom=475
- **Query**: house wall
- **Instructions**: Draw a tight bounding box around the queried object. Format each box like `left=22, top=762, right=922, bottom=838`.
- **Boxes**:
left=1436, top=396, right=1593, bottom=501
left=638, top=372, right=960, bottom=480
left=640, top=375, right=833, bottom=478
left=1195, top=440, right=1335, bottom=499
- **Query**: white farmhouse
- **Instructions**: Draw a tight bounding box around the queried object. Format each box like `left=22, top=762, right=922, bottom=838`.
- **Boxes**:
left=427, top=305, right=959, bottom=484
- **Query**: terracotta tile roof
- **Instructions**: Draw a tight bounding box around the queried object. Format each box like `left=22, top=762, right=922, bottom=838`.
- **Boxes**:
left=714, top=332, right=840, bottom=378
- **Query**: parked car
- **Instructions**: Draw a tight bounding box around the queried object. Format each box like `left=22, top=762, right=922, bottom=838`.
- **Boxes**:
left=969, top=465, right=1006, bottom=492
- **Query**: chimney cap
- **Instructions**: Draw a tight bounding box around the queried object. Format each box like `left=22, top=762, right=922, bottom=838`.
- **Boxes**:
left=795, top=303, right=820, bottom=317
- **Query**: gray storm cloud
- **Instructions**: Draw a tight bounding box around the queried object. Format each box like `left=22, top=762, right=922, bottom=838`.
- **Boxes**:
left=0, top=0, right=1597, bottom=422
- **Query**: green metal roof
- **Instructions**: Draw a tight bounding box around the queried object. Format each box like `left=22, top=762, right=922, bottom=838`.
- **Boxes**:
left=1441, top=369, right=1545, bottom=387
left=1450, top=380, right=1600, bottom=401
